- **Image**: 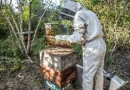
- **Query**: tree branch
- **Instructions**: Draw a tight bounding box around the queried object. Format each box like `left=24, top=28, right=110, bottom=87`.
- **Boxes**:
left=31, top=4, right=50, bottom=46
left=1, top=0, right=33, bottom=63
left=1, top=10, right=23, bottom=54
left=7, top=5, right=29, bottom=57
left=8, top=5, right=20, bottom=35
left=0, top=0, right=3, bottom=9
left=19, top=1, right=24, bottom=36
left=27, top=1, right=32, bottom=52
left=9, top=0, right=12, bottom=5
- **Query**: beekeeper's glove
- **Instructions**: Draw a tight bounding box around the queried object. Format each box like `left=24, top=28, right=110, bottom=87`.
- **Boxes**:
left=55, top=35, right=62, bottom=41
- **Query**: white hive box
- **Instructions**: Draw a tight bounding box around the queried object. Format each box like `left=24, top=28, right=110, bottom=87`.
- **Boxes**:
left=40, top=47, right=77, bottom=71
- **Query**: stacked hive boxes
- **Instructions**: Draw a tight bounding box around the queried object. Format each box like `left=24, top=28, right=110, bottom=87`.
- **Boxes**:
left=40, top=23, right=78, bottom=90
left=40, top=47, right=78, bottom=89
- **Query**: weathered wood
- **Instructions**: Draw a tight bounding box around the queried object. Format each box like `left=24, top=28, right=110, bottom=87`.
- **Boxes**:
left=40, top=65, right=76, bottom=87
left=39, top=47, right=77, bottom=71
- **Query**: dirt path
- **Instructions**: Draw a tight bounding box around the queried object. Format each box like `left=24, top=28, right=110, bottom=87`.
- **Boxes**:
left=0, top=56, right=44, bottom=90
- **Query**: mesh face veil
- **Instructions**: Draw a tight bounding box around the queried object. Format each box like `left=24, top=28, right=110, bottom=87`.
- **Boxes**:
left=60, top=8, right=75, bottom=20
left=60, top=0, right=82, bottom=20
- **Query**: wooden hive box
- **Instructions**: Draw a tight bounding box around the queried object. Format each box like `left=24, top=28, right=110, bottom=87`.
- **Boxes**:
left=39, top=47, right=77, bottom=71
left=40, top=47, right=77, bottom=86
left=40, top=65, right=76, bottom=87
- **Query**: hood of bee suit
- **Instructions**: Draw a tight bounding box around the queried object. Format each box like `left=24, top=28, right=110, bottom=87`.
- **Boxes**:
left=60, top=0, right=82, bottom=20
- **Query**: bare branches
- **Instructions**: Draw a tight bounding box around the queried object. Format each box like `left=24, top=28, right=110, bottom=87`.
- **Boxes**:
left=0, top=0, right=3, bottom=9
left=6, top=4, right=29, bottom=58
left=0, top=0, right=2, bottom=6
left=19, top=2, right=23, bottom=39
left=1, top=10, right=23, bottom=53
left=0, top=0, right=53, bottom=63
left=32, top=0, right=52, bottom=45
left=31, top=6, right=48, bottom=45
left=27, top=0, right=32, bottom=52
left=1, top=1, right=33, bottom=63
left=102, top=0, right=130, bottom=54
left=9, top=0, right=12, bottom=5
left=8, top=6, right=20, bottom=33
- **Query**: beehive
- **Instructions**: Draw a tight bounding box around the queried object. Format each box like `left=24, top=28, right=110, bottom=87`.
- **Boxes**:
left=41, top=65, right=76, bottom=87
left=40, top=47, right=77, bottom=87
left=40, top=47, right=77, bottom=71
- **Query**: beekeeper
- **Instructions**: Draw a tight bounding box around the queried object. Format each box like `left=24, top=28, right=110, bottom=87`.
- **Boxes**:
left=55, top=0, right=106, bottom=90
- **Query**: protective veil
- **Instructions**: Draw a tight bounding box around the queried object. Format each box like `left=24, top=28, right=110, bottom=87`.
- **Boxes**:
left=55, top=0, right=106, bottom=90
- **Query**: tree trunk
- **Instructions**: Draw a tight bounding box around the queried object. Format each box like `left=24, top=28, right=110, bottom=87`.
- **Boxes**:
left=19, top=1, right=24, bottom=40
left=32, top=4, right=50, bottom=46
left=7, top=5, right=29, bottom=57
left=1, top=10, right=23, bottom=54
left=27, top=1, right=32, bottom=54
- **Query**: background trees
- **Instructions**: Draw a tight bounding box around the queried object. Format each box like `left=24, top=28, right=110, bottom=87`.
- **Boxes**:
left=0, top=0, right=130, bottom=65
left=0, top=0, right=130, bottom=60
left=0, top=0, right=59, bottom=62
left=74, top=0, right=130, bottom=53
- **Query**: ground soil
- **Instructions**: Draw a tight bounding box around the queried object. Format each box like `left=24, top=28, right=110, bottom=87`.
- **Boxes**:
left=0, top=56, right=44, bottom=90
left=104, top=51, right=130, bottom=90
left=0, top=51, right=130, bottom=90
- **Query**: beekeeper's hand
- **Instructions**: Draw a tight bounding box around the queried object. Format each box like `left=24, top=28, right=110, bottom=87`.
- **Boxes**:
left=69, top=25, right=74, bottom=32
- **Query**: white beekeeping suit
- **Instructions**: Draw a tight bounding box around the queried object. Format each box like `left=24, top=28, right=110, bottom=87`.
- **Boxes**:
left=55, top=0, right=106, bottom=90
